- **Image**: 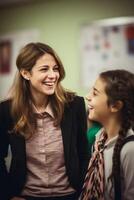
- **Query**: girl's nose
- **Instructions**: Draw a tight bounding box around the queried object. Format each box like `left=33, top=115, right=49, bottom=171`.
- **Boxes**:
left=85, top=95, right=90, bottom=101
left=86, top=91, right=92, bottom=101
left=86, top=88, right=93, bottom=101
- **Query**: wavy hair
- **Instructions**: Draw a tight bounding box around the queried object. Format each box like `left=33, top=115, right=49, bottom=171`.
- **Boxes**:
left=99, top=69, right=134, bottom=199
left=10, top=42, right=75, bottom=138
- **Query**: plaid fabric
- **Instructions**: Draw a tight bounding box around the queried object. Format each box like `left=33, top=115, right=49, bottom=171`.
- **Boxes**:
left=79, top=131, right=107, bottom=200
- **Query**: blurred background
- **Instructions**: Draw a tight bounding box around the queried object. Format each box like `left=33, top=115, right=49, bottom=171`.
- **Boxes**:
left=0, top=0, right=134, bottom=100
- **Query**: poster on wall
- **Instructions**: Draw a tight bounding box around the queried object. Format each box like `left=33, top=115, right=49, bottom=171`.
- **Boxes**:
left=80, top=17, right=134, bottom=88
left=0, top=29, right=39, bottom=99
left=0, top=40, right=12, bottom=74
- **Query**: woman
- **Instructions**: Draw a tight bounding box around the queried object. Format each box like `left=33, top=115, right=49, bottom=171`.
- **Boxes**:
left=0, top=42, right=89, bottom=200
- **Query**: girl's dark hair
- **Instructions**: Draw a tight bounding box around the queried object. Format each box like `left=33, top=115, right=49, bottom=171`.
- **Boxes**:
left=100, top=69, right=134, bottom=199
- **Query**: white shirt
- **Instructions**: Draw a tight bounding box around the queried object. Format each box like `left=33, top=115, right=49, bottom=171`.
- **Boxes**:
left=96, top=128, right=134, bottom=200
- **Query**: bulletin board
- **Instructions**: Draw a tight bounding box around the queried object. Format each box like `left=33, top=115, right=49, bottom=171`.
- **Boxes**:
left=80, top=17, right=134, bottom=88
left=0, top=29, right=39, bottom=99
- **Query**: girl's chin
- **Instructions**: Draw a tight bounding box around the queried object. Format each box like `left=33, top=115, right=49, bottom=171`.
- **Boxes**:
left=88, top=116, right=94, bottom=121
left=88, top=114, right=97, bottom=121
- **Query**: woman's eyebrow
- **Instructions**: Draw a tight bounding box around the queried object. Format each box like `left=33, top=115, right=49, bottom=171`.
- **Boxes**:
left=38, top=64, right=58, bottom=68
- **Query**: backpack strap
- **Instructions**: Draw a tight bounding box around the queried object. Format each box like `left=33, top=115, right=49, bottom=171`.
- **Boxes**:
left=114, top=135, right=134, bottom=200
left=121, top=135, right=134, bottom=146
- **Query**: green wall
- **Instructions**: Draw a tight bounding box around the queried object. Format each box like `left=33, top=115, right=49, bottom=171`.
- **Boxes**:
left=0, top=0, right=134, bottom=96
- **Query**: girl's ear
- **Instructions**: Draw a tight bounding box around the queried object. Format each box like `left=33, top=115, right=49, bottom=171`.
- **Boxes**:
left=20, top=69, right=30, bottom=80
left=111, top=100, right=123, bottom=113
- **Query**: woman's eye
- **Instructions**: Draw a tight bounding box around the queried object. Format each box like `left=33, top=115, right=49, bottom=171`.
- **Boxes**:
left=53, top=67, right=59, bottom=71
left=41, top=68, right=48, bottom=71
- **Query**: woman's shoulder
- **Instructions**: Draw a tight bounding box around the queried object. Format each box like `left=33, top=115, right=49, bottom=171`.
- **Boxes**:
left=64, top=92, right=83, bottom=103
left=64, top=95, right=85, bottom=113
left=0, top=98, right=12, bottom=113
left=69, top=95, right=85, bottom=109
left=71, top=95, right=84, bottom=103
left=0, top=98, right=12, bottom=106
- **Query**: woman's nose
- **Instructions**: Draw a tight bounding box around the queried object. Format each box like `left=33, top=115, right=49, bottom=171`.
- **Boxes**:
left=48, top=70, right=55, bottom=78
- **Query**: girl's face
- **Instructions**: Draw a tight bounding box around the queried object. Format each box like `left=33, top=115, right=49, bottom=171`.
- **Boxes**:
left=86, top=77, right=112, bottom=124
left=21, top=53, right=60, bottom=99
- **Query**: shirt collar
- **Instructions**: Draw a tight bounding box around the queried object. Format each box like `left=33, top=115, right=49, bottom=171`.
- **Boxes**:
left=32, top=102, right=54, bottom=118
left=45, top=103, right=54, bottom=118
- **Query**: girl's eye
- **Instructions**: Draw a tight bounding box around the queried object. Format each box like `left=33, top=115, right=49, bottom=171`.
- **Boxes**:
left=93, top=91, right=97, bottom=96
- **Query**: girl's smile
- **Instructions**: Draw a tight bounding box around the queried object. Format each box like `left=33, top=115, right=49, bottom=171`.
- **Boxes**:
left=86, top=77, right=111, bottom=124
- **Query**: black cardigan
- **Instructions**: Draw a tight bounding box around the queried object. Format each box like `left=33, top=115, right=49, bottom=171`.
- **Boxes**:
left=0, top=96, right=89, bottom=199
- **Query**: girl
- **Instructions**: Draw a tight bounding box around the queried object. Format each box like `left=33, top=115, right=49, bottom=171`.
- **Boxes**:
left=0, top=42, right=89, bottom=200
left=80, top=69, right=134, bottom=200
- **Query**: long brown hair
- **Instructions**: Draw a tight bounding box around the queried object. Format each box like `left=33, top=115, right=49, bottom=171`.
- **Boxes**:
left=100, top=69, right=134, bottom=199
left=10, top=42, right=75, bottom=138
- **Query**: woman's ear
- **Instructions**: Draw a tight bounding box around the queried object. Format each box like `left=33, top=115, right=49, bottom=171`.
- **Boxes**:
left=20, top=69, right=30, bottom=80
left=111, top=100, right=123, bottom=113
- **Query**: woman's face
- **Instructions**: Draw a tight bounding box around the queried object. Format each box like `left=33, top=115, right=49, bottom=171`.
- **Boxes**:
left=22, top=53, right=60, bottom=99
left=86, top=77, right=112, bottom=124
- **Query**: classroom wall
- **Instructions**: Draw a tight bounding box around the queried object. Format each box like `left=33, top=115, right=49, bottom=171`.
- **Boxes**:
left=0, top=0, right=134, bottom=98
